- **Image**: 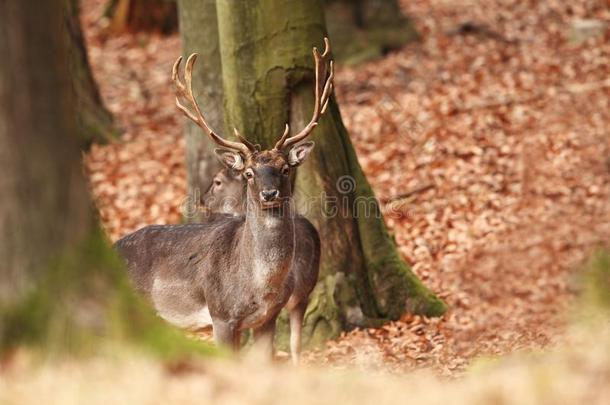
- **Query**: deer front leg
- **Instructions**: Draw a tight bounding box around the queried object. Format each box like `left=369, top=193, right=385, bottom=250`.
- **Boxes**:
left=213, top=319, right=240, bottom=351
left=253, top=315, right=277, bottom=360
left=289, top=301, right=307, bottom=365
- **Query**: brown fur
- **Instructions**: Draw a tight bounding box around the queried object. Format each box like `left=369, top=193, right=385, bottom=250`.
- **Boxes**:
left=248, top=150, right=287, bottom=169
left=202, top=168, right=321, bottom=362
left=115, top=142, right=319, bottom=361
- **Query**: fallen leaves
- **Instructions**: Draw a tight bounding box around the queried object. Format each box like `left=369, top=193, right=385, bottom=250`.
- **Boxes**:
left=81, top=0, right=610, bottom=377
left=306, top=0, right=610, bottom=375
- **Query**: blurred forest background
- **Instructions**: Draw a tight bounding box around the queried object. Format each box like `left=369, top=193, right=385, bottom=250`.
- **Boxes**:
left=1, top=0, right=610, bottom=403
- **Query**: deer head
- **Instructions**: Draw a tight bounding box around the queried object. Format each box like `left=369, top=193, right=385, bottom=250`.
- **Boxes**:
left=201, top=168, right=245, bottom=214
left=173, top=38, right=334, bottom=211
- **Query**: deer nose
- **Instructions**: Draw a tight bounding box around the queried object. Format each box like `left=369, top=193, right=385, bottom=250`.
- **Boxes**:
left=260, top=189, right=279, bottom=202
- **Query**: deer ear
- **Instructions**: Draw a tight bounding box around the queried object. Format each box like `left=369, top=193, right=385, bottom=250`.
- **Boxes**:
left=214, top=148, right=245, bottom=171
left=288, top=141, right=315, bottom=167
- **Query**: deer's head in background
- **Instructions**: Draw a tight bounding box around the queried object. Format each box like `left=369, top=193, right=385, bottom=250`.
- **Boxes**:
left=201, top=168, right=245, bottom=214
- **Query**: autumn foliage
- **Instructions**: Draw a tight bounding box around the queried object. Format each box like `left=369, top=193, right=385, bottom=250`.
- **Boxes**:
left=82, top=0, right=610, bottom=375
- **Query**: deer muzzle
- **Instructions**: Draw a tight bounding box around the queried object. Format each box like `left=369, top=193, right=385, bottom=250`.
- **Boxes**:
left=260, top=189, right=279, bottom=202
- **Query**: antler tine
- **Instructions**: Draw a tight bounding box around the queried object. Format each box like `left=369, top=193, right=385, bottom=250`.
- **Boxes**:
left=172, top=56, right=201, bottom=124
left=233, top=128, right=258, bottom=152
left=320, top=60, right=334, bottom=114
left=273, top=124, right=291, bottom=150
left=172, top=54, right=252, bottom=155
left=275, top=37, right=334, bottom=150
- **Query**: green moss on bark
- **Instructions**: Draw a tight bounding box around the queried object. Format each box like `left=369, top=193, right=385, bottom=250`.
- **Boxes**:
left=336, top=104, right=446, bottom=317
left=580, top=251, right=610, bottom=312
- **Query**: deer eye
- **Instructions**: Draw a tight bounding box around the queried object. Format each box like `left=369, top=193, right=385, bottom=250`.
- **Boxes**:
left=281, top=165, right=290, bottom=176
left=244, top=169, right=254, bottom=180
left=214, top=179, right=222, bottom=186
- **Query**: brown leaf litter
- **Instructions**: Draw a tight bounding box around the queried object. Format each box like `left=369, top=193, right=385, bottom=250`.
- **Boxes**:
left=81, top=0, right=610, bottom=376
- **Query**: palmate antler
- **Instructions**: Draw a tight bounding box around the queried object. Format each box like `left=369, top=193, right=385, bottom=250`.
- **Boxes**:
left=274, top=37, right=334, bottom=150
left=172, top=54, right=256, bottom=155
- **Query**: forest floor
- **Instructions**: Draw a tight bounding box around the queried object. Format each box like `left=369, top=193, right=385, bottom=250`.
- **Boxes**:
left=82, top=0, right=610, bottom=376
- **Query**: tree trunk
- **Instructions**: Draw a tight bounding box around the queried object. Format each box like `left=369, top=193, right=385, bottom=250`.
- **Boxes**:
left=0, top=0, right=91, bottom=304
left=325, top=0, right=419, bottom=64
left=106, top=0, right=178, bottom=34
left=107, top=0, right=415, bottom=64
left=177, top=0, right=415, bottom=212
left=65, top=0, right=116, bottom=147
left=176, top=0, right=223, bottom=213
left=0, top=0, right=210, bottom=356
left=215, top=0, right=445, bottom=348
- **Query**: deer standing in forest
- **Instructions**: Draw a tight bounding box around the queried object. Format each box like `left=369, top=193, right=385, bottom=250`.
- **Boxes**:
left=115, top=39, right=333, bottom=363
left=201, top=168, right=320, bottom=362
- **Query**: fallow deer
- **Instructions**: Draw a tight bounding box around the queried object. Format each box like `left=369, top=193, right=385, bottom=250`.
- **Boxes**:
left=201, top=168, right=320, bottom=362
left=115, top=38, right=333, bottom=363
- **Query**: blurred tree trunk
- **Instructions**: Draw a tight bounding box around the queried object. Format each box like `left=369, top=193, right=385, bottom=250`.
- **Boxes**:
left=0, top=0, right=92, bottom=305
left=0, top=0, right=209, bottom=356
left=325, top=0, right=418, bottom=64
left=106, top=0, right=178, bottom=34
left=215, top=0, right=445, bottom=348
left=176, top=0, right=223, bottom=213
left=65, top=0, right=116, bottom=147
left=107, top=0, right=416, bottom=63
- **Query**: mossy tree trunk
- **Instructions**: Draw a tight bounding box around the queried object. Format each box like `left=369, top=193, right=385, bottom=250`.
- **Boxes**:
left=65, top=0, right=116, bottom=147
left=176, top=0, right=416, bottom=216
left=108, top=0, right=416, bottom=63
left=0, top=0, right=92, bottom=304
left=176, top=0, right=223, bottom=211
left=0, top=0, right=211, bottom=357
left=215, top=0, right=445, bottom=348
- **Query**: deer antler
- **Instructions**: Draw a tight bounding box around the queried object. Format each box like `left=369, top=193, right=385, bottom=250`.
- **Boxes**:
left=275, top=37, right=334, bottom=150
left=172, top=54, right=256, bottom=155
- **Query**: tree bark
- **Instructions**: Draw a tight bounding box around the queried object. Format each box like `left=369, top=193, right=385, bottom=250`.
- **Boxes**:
left=215, top=0, right=445, bottom=347
left=177, top=0, right=415, bottom=212
left=325, top=0, right=419, bottom=64
left=172, top=0, right=417, bottom=217
left=106, top=0, right=178, bottom=34
left=0, top=0, right=210, bottom=356
left=106, top=0, right=415, bottom=63
left=0, top=0, right=91, bottom=304
left=65, top=0, right=116, bottom=147
left=176, top=0, right=223, bottom=213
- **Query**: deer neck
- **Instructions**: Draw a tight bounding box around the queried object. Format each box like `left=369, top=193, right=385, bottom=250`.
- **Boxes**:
left=242, top=199, right=295, bottom=286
